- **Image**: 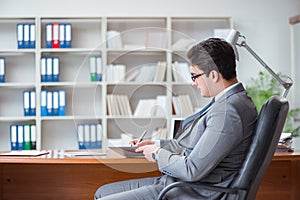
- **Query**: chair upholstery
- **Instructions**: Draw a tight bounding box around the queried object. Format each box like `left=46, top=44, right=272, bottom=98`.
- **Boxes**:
left=157, top=96, right=289, bottom=200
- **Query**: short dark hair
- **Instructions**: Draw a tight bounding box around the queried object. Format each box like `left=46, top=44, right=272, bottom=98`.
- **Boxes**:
left=187, top=38, right=237, bottom=80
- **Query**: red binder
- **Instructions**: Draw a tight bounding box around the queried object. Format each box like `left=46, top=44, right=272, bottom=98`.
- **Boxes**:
left=52, top=23, right=59, bottom=48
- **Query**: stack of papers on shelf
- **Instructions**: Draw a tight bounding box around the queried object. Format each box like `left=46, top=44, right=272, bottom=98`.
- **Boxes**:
left=0, top=150, right=49, bottom=157
left=277, top=133, right=294, bottom=152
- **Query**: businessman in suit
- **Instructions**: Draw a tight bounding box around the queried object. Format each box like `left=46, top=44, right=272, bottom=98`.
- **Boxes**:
left=94, top=38, right=258, bottom=200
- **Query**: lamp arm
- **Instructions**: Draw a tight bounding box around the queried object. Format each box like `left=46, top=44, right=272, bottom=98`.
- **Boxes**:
left=239, top=41, right=293, bottom=98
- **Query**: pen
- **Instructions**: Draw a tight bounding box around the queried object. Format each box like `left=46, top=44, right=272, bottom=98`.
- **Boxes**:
left=136, top=130, right=148, bottom=144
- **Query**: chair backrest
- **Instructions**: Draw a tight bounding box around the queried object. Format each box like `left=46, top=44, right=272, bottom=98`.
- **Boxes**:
left=231, top=96, right=289, bottom=200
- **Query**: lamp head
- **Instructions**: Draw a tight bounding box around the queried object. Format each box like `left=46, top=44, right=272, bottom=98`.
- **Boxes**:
left=225, top=29, right=241, bottom=61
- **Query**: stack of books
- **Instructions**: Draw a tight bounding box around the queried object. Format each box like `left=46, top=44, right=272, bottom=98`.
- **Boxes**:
left=134, top=95, right=168, bottom=117
left=172, top=61, right=192, bottom=83
left=125, top=61, right=166, bottom=82
left=106, top=94, right=132, bottom=116
left=172, top=94, right=194, bottom=116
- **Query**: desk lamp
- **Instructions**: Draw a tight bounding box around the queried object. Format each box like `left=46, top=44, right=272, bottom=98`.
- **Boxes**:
left=224, top=29, right=293, bottom=98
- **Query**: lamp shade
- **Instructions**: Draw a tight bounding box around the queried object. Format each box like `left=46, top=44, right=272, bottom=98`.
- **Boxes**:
left=225, top=29, right=240, bottom=60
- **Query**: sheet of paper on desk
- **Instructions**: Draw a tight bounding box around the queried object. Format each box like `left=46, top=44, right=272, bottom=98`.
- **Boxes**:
left=0, top=150, right=49, bottom=157
left=63, top=151, right=107, bottom=157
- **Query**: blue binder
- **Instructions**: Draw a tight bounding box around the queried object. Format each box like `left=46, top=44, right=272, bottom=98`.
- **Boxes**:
left=17, top=24, right=24, bottom=49
left=0, top=57, right=5, bottom=82
left=46, top=23, right=52, bottom=48
left=23, top=24, right=30, bottom=48
left=40, top=90, right=47, bottom=116
left=52, top=57, right=60, bottom=82
left=41, top=57, right=47, bottom=82
left=58, top=90, right=66, bottom=116
left=17, top=125, right=24, bottom=150
left=84, top=124, right=91, bottom=149
left=46, top=91, right=53, bottom=116
left=10, top=125, right=18, bottom=150
left=29, top=91, right=36, bottom=116
left=46, top=57, right=53, bottom=82
left=96, top=124, right=102, bottom=149
left=77, top=124, right=85, bottom=149
left=52, top=91, right=59, bottom=116
left=29, top=24, right=36, bottom=48
left=23, top=91, right=30, bottom=116
left=65, top=23, right=72, bottom=48
left=96, top=57, right=102, bottom=81
left=90, top=124, right=97, bottom=149
left=59, top=23, right=66, bottom=48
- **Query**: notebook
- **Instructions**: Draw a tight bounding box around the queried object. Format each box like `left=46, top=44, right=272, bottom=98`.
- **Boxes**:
left=109, top=146, right=144, bottom=158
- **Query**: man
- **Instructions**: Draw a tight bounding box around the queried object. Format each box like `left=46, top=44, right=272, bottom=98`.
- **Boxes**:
left=94, top=38, right=258, bottom=200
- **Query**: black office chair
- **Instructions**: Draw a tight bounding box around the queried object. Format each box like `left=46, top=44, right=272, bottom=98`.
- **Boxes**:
left=157, top=96, right=289, bottom=200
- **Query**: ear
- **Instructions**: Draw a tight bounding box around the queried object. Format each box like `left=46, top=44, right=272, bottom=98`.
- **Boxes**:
left=210, top=70, right=219, bottom=82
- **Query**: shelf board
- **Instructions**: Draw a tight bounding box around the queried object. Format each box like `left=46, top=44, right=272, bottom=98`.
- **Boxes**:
left=40, top=48, right=102, bottom=53
left=0, top=49, right=36, bottom=54
left=0, top=116, right=36, bottom=122
left=106, top=116, right=167, bottom=120
left=41, top=115, right=103, bottom=121
left=0, top=82, right=35, bottom=88
left=41, top=82, right=104, bottom=87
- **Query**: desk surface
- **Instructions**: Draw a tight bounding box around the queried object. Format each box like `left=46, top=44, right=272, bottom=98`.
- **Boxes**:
left=0, top=149, right=155, bottom=164
left=0, top=149, right=299, bottom=164
left=0, top=150, right=299, bottom=200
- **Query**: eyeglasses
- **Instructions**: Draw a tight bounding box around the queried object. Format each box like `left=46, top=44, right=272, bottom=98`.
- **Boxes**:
left=191, top=72, right=206, bottom=81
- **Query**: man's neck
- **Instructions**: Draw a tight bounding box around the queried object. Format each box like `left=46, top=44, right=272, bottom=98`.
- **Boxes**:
left=213, top=78, right=239, bottom=99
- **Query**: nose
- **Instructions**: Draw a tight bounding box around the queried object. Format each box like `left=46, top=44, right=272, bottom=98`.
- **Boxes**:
left=191, top=80, right=197, bottom=86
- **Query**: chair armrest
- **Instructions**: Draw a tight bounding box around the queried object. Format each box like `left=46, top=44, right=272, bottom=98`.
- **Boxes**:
left=157, top=181, right=239, bottom=200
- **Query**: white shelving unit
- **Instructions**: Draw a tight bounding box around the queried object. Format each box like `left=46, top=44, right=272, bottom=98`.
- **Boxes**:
left=0, top=16, right=232, bottom=151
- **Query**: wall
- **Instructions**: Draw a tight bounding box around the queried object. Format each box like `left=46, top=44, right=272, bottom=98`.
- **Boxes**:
left=1, top=0, right=300, bottom=106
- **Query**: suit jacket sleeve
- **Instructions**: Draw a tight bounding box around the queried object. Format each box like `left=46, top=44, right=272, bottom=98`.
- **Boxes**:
left=157, top=107, right=243, bottom=182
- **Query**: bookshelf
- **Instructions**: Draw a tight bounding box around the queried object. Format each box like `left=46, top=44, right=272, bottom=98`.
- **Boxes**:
left=0, top=16, right=232, bottom=151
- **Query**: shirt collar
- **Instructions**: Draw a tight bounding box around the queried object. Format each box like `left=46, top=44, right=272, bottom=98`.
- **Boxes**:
left=214, top=82, right=240, bottom=101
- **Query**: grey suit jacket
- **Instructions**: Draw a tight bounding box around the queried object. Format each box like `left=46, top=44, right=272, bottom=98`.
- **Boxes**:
left=156, top=83, right=258, bottom=199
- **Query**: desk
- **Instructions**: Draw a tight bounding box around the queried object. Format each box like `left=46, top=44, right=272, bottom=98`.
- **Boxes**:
left=256, top=151, right=300, bottom=200
left=0, top=150, right=299, bottom=200
left=0, top=150, right=161, bottom=200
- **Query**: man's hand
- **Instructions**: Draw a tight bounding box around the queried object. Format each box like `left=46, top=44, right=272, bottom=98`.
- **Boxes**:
left=129, top=139, right=154, bottom=147
left=136, top=144, right=159, bottom=162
